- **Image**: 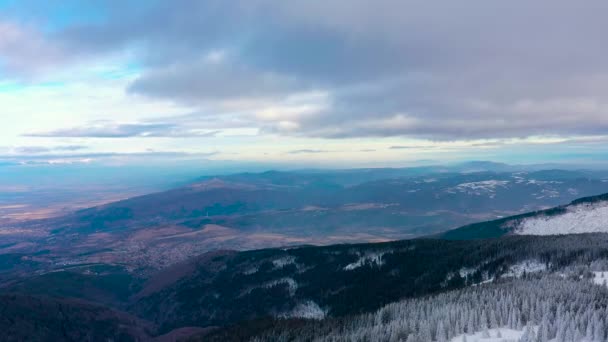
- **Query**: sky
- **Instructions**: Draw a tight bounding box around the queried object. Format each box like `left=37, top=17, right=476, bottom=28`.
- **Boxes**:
left=1, top=0, right=608, bottom=168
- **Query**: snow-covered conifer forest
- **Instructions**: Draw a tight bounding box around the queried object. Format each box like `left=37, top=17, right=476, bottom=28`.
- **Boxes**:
left=252, top=276, right=608, bottom=342
left=184, top=232, right=608, bottom=342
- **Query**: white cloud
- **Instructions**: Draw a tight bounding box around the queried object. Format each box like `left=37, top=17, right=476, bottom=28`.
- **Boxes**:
left=2, top=1, right=608, bottom=164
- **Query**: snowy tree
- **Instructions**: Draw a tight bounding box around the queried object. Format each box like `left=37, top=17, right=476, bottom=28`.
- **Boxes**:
left=254, top=276, right=608, bottom=342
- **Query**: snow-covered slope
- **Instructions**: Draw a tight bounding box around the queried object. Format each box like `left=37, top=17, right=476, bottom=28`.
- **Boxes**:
left=592, top=272, right=608, bottom=288
left=442, top=194, right=608, bottom=239
left=503, top=260, right=547, bottom=277
left=450, top=327, right=533, bottom=342
left=514, top=201, right=608, bottom=235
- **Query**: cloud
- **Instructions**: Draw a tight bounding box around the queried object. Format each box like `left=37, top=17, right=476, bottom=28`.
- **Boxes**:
left=13, top=145, right=88, bottom=154
left=128, top=56, right=306, bottom=104
left=0, top=150, right=218, bottom=165
left=287, top=149, right=330, bottom=154
left=55, top=145, right=89, bottom=151
left=389, top=145, right=436, bottom=150
left=24, top=122, right=220, bottom=138
left=470, top=141, right=506, bottom=148
left=6, top=0, right=608, bottom=141
left=13, top=146, right=53, bottom=154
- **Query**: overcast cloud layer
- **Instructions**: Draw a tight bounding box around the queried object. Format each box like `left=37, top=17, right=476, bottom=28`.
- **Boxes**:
left=1, top=0, right=608, bottom=165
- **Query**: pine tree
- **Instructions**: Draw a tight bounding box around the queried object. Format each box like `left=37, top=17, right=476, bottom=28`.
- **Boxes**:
left=481, top=326, right=490, bottom=338
left=436, top=321, right=447, bottom=342
left=467, top=313, right=475, bottom=334
left=538, top=317, right=549, bottom=342
left=594, top=318, right=605, bottom=341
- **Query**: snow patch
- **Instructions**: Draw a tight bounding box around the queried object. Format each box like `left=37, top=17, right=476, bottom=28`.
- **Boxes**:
left=459, top=267, right=478, bottom=278
left=264, top=277, right=298, bottom=296
left=243, top=266, right=258, bottom=275
left=512, top=175, right=526, bottom=184
left=343, top=252, right=386, bottom=271
left=241, top=277, right=298, bottom=297
left=272, top=256, right=296, bottom=269
left=444, top=267, right=480, bottom=285
left=527, top=179, right=562, bottom=185
left=449, top=180, right=509, bottom=196
left=279, top=300, right=327, bottom=320
left=503, top=260, right=547, bottom=278
left=592, top=271, right=608, bottom=288
left=533, top=189, right=560, bottom=199
left=514, top=201, right=608, bottom=235
left=471, top=277, right=495, bottom=287
left=450, top=326, right=536, bottom=342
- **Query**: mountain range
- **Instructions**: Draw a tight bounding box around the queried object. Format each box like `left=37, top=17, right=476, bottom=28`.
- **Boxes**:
left=3, top=166, right=608, bottom=275
left=3, top=165, right=608, bottom=340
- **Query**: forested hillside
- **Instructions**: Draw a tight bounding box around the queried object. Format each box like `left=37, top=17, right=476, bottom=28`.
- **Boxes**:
left=132, top=234, right=608, bottom=333
left=240, top=276, right=608, bottom=342
left=0, top=294, right=151, bottom=341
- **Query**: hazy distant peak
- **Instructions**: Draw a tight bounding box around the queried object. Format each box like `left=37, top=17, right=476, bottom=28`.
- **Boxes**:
left=189, top=178, right=258, bottom=191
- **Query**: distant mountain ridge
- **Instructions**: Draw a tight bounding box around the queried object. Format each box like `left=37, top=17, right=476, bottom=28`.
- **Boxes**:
left=4, top=167, right=608, bottom=275
left=63, top=169, right=608, bottom=231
